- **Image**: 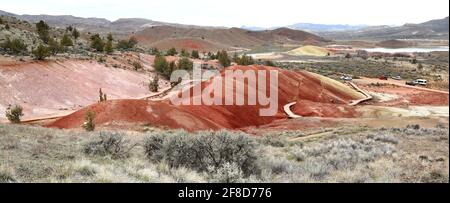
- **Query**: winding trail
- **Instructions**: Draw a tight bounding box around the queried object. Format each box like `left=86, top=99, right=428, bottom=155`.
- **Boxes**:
left=346, top=82, right=373, bottom=106
left=3, top=87, right=174, bottom=124
left=283, top=102, right=302, bottom=119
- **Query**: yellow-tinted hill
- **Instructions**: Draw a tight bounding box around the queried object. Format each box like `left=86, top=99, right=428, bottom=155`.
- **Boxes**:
left=287, top=45, right=330, bottom=56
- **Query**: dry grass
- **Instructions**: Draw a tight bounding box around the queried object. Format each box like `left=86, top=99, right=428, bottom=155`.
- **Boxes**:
left=0, top=123, right=448, bottom=183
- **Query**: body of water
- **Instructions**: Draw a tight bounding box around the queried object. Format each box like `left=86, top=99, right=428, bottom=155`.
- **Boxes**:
left=363, top=47, right=449, bottom=53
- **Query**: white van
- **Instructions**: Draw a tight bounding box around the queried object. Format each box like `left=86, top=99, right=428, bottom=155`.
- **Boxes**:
left=415, top=79, right=427, bottom=86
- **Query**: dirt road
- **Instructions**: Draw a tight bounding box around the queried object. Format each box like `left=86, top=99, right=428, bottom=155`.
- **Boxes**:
left=354, top=77, right=449, bottom=95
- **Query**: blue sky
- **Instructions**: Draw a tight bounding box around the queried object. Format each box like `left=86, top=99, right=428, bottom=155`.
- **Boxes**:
left=1, top=0, right=448, bottom=27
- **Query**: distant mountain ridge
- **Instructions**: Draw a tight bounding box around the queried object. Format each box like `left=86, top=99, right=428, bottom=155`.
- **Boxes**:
left=0, top=10, right=330, bottom=51
left=286, top=23, right=367, bottom=32
left=320, top=17, right=449, bottom=40
left=0, top=10, right=223, bottom=35
left=241, top=23, right=367, bottom=32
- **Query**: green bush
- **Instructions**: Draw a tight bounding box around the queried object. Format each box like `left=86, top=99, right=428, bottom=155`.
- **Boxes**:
left=32, top=44, right=50, bottom=60
left=1, top=38, right=27, bottom=55
left=90, top=34, right=104, bottom=52
left=98, top=88, right=107, bottom=102
left=217, top=50, right=231, bottom=67
left=132, top=61, right=143, bottom=71
left=149, top=75, right=159, bottom=92
left=148, top=47, right=160, bottom=55
left=180, top=49, right=190, bottom=57
left=60, top=33, right=73, bottom=47
left=208, top=162, right=244, bottom=183
left=104, top=40, right=113, bottom=54
left=116, top=37, right=138, bottom=50
left=83, top=132, right=133, bottom=159
left=154, top=55, right=172, bottom=79
left=191, top=50, right=200, bottom=59
left=345, top=53, right=352, bottom=59
left=166, top=47, right=178, bottom=56
left=234, top=54, right=255, bottom=65
left=143, top=130, right=259, bottom=176
left=264, top=60, right=275, bottom=66
left=36, top=20, right=50, bottom=43
left=47, top=38, right=61, bottom=55
left=82, top=110, right=95, bottom=132
left=72, top=28, right=80, bottom=40
left=5, top=105, right=24, bottom=123
left=177, top=57, right=193, bottom=70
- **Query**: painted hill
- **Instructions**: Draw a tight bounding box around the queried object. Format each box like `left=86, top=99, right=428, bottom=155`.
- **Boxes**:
left=47, top=66, right=365, bottom=131
left=133, top=26, right=330, bottom=51
left=287, top=45, right=331, bottom=56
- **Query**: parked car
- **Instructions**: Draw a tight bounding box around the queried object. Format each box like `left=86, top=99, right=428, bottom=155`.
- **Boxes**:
left=379, top=75, right=388, bottom=80
left=406, top=81, right=417, bottom=86
left=392, top=76, right=402, bottom=80
left=340, top=76, right=353, bottom=81
left=415, top=79, right=427, bottom=86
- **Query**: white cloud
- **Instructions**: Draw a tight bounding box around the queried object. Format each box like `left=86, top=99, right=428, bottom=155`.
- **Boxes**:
left=0, top=0, right=448, bottom=27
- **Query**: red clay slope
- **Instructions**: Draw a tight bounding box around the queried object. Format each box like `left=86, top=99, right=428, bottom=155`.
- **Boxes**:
left=0, top=58, right=153, bottom=120
left=47, top=66, right=365, bottom=131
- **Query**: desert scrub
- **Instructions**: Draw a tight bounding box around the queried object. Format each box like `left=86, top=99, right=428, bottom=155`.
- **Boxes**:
left=385, top=126, right=449, bottom=138
left=132, top=61, right=143, bottom=71
left=144, top=130, right=259, bottom=176
left=5, top=104, right=24, bottom=123
left=207, top=162, right=244, bottom=183
left=83, top=132, right=136, bottom=159
left=0, top=166, right=16, bottom=183
left=278, top=138, right=398, bottom=182
left=259, top=134, right=288, bottom=147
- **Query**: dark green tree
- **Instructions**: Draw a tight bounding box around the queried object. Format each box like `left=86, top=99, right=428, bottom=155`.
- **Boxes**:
left=166, top=47, right=178, bottom=56
left=217, top=50, right=231, bottom=67
left=83, top=110, right=95, bottom=132
left=107, top=33, right=113, bottom=42
left=1, top=38, right=27, bottom=55
left=149, top=47, right=160, bottom=55
left=60, top=33, right=73, bottom=47
left=72, top=28, right=80, bottom=40
left=180, top=49, right=190, bottom=57
left=104, top=40, right=113, bottom=54
left=154, top=55, right=171, bottom=79
left=5, top=105, right=24, bottom=123
left=345, top=53, right=352, bottom=59
left=104, top=33, right=114, bottom=54
left=191, top=50, right=200, bottom=59
left=235, top=54, right=254, bottom=65
left=116, top=37, right=137, bottom=51
left=36, top=20, right=50, bottom=43
left=48, top=38, right=61, bottom=55
left=149, top=74, right=159, bottom=92
left=177, top=57, right=193, bottom=70
left=264, top=60, right=275, bottom=66
left=90, top=34, right=105, bottom=52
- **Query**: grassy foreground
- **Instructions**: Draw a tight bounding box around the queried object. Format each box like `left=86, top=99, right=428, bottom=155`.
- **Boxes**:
left=0, top=124, right=448, bottom=183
